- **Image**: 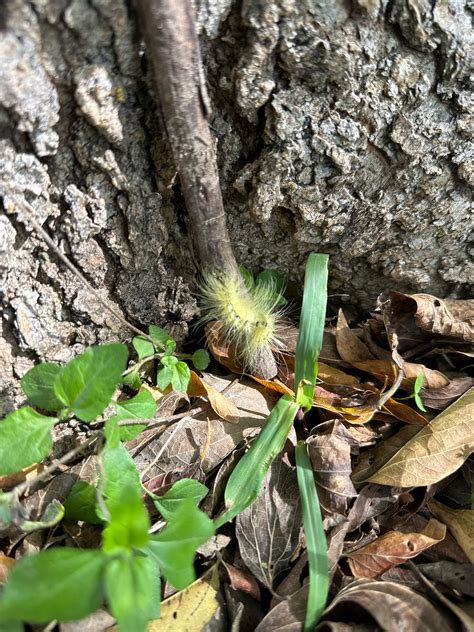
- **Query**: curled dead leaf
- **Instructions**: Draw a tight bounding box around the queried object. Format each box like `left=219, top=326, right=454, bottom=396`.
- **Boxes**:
left=188, top=370, right=240, bottom=423
left=346, top=519, right=446, bottom=579
left=428, top=499, right=474, bottom=563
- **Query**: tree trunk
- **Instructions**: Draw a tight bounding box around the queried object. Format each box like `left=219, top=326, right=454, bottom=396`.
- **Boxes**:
left=1, top=0, right=472, bottom=411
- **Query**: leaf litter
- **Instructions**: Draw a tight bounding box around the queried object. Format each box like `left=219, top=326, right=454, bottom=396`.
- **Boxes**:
left=1, top=290, right=473, bottom=631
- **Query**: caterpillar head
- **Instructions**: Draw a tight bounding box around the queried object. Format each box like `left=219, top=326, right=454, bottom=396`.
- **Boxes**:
left=199, top=271, right=286, bottom=379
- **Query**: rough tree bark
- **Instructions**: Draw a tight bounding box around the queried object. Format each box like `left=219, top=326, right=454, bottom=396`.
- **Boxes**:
left=0, top=0, right=472, bottom=412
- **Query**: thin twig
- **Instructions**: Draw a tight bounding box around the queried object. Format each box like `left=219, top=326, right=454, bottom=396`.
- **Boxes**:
left=7, top=198, right=154, bottom=343
left=14, top=434, right=99, bottom=497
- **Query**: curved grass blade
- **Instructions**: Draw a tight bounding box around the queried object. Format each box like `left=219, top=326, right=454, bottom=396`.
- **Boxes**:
left=295, top=441, right=329, bottom=631
left=294, top=253, right=329, bottom=410
left=216, top=394, right=299, bottom=527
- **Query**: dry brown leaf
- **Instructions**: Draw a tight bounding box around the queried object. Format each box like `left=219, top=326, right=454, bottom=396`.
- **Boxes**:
left=347, top=519, right=446, bottom=579
left=188, top=370, right=240, bottom=423
left=383, top=398, right=428, bottom=426
left=235, top=457, right=302, bottom=590
left=251, top=375, right=294, bottom=396
left=318, top=361, right=361, bottom=387
left=353, top=358, right=449, bottom=390
left=223, top=562, right=261, bottom=601
left=205, top=321, right=243, bottom=374
left=428, top=499, right=474, bottom=563
left=131, top=376, right=275, bottom=478
left=421, top=377, right=474, bottom=410
left=367, top=388, right=474, bottom=487
left=317, top=579, right=457, bottom=632
left=0, top=553, right=15, bottom=584
left=409, top=294, right=474, bottom=342
left=255, top=585, right=308, bottom=632
left=307, top=426, right=357, bottom=516
left=336, top=310, right=375, bottom=363
left=417, top=562, right=474, bottom=597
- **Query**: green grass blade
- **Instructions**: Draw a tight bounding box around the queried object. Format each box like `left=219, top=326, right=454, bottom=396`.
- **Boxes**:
left=295, top=441, right=329, bottom=631
left=294, top=253, right=329, bottom=410
left=216, top=394, right=299, bottom=527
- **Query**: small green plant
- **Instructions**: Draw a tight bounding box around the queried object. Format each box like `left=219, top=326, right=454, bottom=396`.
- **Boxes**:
left=217, top=253, right=330, bottom=627
left=395, top=370, right=427, bottom=412
left=0, top=340, right=214, bottom=629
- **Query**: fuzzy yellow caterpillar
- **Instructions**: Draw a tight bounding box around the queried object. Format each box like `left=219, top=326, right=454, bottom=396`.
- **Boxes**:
left=199, top=272, right=285, bottom=379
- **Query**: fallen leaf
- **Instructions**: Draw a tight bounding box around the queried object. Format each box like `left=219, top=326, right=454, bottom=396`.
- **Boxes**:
left=367, top=388, right=474, bottom=487
left=131, top=377, right=275, bottom=478
left=235, top=456, right=302, bottom=590
left=417, top=562, right=474, bottom=597
left=255, top=585, right=308, bottom=632
left=148, top=565, right=219, bottom=631
left=346, top=519, right=446, bottom=579
left=421, top=377, right=474, bottom=410
left=316, top=579, right=457, bottom=631
left=188, top=371, right=240, bottom=423
left=223, top=562, right=261, bottom=601
left=307, top=425, right=357, bottom=516
left=353, top=358, right=449, bottom=390
left=336, top=310, right=375, bottom=362
left=428, top=499, right=474, bottom=563
left=0, top=553, right=15, bottom=584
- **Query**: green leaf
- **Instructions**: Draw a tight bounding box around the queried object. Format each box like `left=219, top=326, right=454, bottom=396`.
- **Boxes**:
left=191, top=349, right=210, bottom=371
left=239, top=265, right=255, bottom=290
left=414, top=392, right=427, bottom=413
left=149, top=325, right=176, bottom=353
left=21, top=363, right=64, bottom=412
left=413, top=372, right=427, bottom=412
left=64, top=481, right=102, bottom=525
left=105, top=552, right=158, bottom=632
left=172, top=362, right=191, bottom=392
left=132, top=336, right=156, bottom=360
left=217, top=394, right=299, bottom=526
left=0, top=407, right=57, bottom=475
left=256, top=269, right=285, bottom=293
left=21, top=499, right=64, bottom=532
left=0, top=620, right=23, bottom=632
left=114, top=390, right=157, bottom=440
left=101, top=442, right=141, bottom=513
left=54, top=344, right=128, bottom=422
left=121, top=367, right=142, bottom=390
left=295, top=442, right=329, bottom=631
left=294, top=253, right=329, bottom=410
left=152, top=479, right=208, bottom=522
left=161, top=355, right=178, bottom=367
left=0, top=549, right=105, bottom=623
left=157, top=365, right=174, bottom=390
left=149, top=499, right=214, bottom=590
left=102, top=481, right=150, bottom=553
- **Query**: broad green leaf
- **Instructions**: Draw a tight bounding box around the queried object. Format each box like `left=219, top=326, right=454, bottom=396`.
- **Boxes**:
left=217, top=395, right=299, bottom=526
left=368, top=388, right=474, bottom=487
left=157, top=365, right=174, bottom=390
left=64, top=481, right=102, bottom=524
left=20, top=363, right=64, bottom=412
left=115, top=390, right=156, bottom=440
left=172, top=362, right=191, bottom=392
left=121, top=367, right=142, bottom=390
left=152, top=479, right=208, bottom=522
left=149, top=499, right=214, bottom=590
left=116, top=390, right=156, bottom=421
left=191, top=349, right=211, bottom=371
left=295, top=442, right=329, bottom=631
left=294, top=253, right=329, bottom=410
left=256, top=269, right=285, bottom=292
left=101, top=442, right=141, bottom=513
left=54, top=344, right=128, bottom=422
left=149, top=325, right=176, bottom=353
left=0, top=407, right=57, bottom=475
left=239, top=265, right=254, bottom=290
left=0, top=549, right=105, bottom=623
left=161, top=355, right=178, bottom=367
left=132, top=336, right=155, bottom=360
left=0, top=621, right=23, bottom=631
left=0, top=492, right=15, bottom=527
left=21, top=499, right=64, bottom=532
left=102, top=481, right=150, bottom=553
left=413, top=371, right=427, bottom=412
left=105, top=552, right=158, bottom=632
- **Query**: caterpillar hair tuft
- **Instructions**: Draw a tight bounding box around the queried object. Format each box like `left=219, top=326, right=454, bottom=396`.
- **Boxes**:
left=199, top=271, right=286, bottom=378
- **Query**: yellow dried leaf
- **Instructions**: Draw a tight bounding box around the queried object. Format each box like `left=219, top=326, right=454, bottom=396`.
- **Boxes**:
left=428, top=499, right=474, bottom=563
left=149, top=564, right=219, bottom=631
left=368, top=388, right=474, bottom=487
left=188, top=371, right=239, bottom=423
